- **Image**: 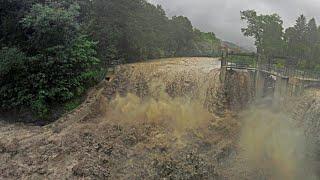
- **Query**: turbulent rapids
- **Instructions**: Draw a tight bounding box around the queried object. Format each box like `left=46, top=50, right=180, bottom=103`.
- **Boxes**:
left=0, top=57, right=320, bottom=179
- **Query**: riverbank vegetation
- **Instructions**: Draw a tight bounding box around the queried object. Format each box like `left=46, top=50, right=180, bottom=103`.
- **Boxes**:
left=0, top=0, right=224, bottom=121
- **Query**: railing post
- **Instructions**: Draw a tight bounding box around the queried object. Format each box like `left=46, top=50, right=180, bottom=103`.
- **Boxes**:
left=221, top=51, right=227, bottom=67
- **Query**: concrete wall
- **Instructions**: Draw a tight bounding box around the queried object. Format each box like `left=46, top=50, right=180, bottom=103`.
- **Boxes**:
left=241, top=70, right=307, bottom=103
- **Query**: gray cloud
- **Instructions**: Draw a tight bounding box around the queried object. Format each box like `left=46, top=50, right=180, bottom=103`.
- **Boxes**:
left=149, top=0, right=320, bottom=50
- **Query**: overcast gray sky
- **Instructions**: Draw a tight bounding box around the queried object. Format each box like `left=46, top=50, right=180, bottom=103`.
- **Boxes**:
left=149, top=0, right=320, bottom=51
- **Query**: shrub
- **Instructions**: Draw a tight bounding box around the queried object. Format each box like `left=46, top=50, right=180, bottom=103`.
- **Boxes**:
left=0, top=3, right=100, bottom=119
left=0, top=47, right=28, bottom=108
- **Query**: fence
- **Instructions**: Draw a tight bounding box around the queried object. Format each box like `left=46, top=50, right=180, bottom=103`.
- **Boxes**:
left=223, top=52, right=320, bottom=81
left=258, top=64, right=320, bottom=81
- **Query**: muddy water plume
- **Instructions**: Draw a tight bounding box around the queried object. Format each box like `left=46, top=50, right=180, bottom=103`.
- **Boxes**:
left=104, top=58, right=254, bottom=117
left=96, top=58, right=248, bottom=178
left=106, top=58, right=320, bottom=180
left=2, top=58, right=320, bottom=179
left=105, top=90, right=211, bottom=136
left=238, top=105, right=318, bottom=180
left=103, top=58, right=318, bottom=179
left=102, top=58, right=221, bottom=138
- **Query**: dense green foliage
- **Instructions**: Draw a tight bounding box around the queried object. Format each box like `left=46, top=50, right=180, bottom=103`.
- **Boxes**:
left=227, top=55, right=256, bottom=67
left=86, top=0, right=221, bottom=64
left=193, top=30, right=221, bottom=56
left=241, top=10, right=320, bottom=70
left=0, top=0, right=225, bottom=120
left=0, top=1, right=99, bottom=119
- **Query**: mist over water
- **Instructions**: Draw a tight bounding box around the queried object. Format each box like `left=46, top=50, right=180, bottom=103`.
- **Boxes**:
left=239, top=105, right=317, bottom=180
left=105, top=89, right=318, bottom=179
left=102, top=58, right=319, bottom=179
left=104, top=83, right=212, bottom=136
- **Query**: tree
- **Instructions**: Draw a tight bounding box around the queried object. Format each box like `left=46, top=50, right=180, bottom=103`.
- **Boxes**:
left=192, top=29, right=220, bottom=56
left=260, top=14, right=284, bottom=57
left=21, top=3, right=80, bottom=55
left=86, top=0, right=219, bottom=63
left=170, top=16, right=195, bottom=56
left=285, top=15, right=308, bottom=60
left=0, top=0, right=225, bottom=120
left=283, top=15, right=319, bottom=67
left=241, top=10, right=263, bottom=53
left=0, top=0, right=35, bottom=48
left=241, top=10, right=284, bottom=60
left=0, top=2, right=99, bottom=118
left=306, top=18, right=318, bottom=68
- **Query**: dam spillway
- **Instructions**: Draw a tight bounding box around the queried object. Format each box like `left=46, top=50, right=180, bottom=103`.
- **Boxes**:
left=0, top=57, right=320, bottom=179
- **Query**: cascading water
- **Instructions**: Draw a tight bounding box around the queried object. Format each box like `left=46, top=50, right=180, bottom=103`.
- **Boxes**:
left=93, top=57, right=256, bottom=178
left=104, top=58, right=254, bottom=115
left=96, top=57, right=319, bottom=179
left=1, top=57, right=319, bottom=179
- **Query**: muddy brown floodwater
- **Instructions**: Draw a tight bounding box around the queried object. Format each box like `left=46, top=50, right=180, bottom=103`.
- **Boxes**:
left=0, top=57, right=319, bottom=179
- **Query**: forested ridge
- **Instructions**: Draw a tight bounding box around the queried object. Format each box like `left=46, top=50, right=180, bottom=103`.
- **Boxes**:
left=0, top=0, right=223, bottom=121
left=87, top=0, right=222, bottom=63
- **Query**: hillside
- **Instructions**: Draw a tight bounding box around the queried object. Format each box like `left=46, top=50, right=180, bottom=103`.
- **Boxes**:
left=221, top=41, right=252, bottom=53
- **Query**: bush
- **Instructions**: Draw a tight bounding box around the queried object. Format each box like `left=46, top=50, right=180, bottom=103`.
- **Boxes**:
left=0, top=3, right=100, bottom=120
left=0, top=37, right=99, bottom=118
left=0, top=47, right=28, bottom=108
left=20, top=3, right=80, bottom=55
left=0, top=47, right=26, bottom=77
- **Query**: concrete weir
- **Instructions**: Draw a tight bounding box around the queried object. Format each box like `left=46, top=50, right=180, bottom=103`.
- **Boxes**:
left=221, top=52, right=320, bottom=103
left=220, top=65, right=320, bottom=106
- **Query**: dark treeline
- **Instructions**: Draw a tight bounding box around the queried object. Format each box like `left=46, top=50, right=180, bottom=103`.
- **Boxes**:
left=241, top=10, right=320, bottom=70
left=0, top=0, right=221, bottom=120
left=85, top=0, right=221, bottom=64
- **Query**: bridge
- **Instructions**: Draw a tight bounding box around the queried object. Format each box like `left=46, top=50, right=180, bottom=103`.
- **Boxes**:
left=220, top=52, right=320, bottom=100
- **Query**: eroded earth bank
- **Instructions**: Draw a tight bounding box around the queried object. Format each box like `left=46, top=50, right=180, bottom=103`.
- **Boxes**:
left=1, top=57, right=320, bottom=179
